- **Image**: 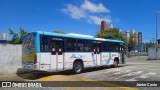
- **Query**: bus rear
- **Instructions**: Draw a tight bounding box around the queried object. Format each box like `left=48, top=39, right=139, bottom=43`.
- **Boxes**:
left=22, top=32, right=38, bottom=70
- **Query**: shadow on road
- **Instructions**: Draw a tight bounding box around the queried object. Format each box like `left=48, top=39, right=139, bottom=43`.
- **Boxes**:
left=16, top=65, right=124, bottom=80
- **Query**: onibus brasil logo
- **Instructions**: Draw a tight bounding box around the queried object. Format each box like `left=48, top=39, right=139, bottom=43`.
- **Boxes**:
left=1, top=82, right=42, bottom=87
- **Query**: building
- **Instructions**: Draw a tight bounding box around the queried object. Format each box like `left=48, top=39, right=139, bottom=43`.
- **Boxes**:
left=121, top=29, right=143, bottom=51
left=98, top=21, right=113, bottom=32
left=1, top=32, right=8, bottom=40
left=124, top=29, right=142, bottom=45
left=0, top=32, right=8, bottom=44
left=121, top=30, right=130, bottom=43
left=138, top=32, right=142, bottom=44
left=101, top=21, right=107, bottom=31
left=130, top=29, right=138, bottom=44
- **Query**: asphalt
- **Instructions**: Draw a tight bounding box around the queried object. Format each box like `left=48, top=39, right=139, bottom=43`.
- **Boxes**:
left=0, top=56, right=160, bottom=90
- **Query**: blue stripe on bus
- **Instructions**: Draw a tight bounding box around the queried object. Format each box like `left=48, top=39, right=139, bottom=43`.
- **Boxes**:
left=36, top=52, right=93, bottom=54
left=37, top=31, right=94, bottom=40
left=64, top=52, right=93, bottom=53
left=36, top=31, right=124, bottom=43
left=106, top=59, right=110, bottom=64
left=107, top=52, right=111, bottom=64
left=106, top=39, right=124, bottom=43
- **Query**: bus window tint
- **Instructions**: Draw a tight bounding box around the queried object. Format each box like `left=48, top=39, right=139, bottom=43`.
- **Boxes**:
left=109, top=42, right=119, bottom=52
left=51, top=40, right=56, bottom=50
left=40, top=35, right=49, bottom=52
left=77, top=40, right=91, bottom=52
left=66, top=38, right=77, bottom=51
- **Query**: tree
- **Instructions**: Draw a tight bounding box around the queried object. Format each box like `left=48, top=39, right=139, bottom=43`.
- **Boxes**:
left=127, top=34, right=137, bottom=52
left=95, top=28, right=125, bottom=41
left=53, top=30, right=65, bottom=34
left=9, top=27, right=27, bottom=44
left=19, top=27, right=27, bottom=43
left=145, top=43, right=153, bottom=52
left=9, top=28, right=19, bottom=44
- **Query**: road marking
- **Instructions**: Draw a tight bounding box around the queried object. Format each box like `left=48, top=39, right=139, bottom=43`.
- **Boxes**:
left=37, top=74, right=138, bottom=90
left=126, top=72, right=157, bottom=81
left=0, top=72, right=42, bottom=79
left=37, top=75, right=67, bottom=81
left=138, top=72, right=156, bottom=79
left=113, top=70, right=132, bottom=75
left=0, top=73, right=138, bottom=90
left=0, top=74, right=17, bottom=78
left=111, top=71, right=143, bottom=80
left=67, top=75, right=138, bottom=90
left=78, top=69, right=123, bottom=77
left=122, top=71, right=143, bottom=77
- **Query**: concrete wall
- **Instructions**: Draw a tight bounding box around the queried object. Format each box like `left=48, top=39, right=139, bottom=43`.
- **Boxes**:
left=148, top=48, right=160, bottom=60
left=0, top=44, right=22, bottom=75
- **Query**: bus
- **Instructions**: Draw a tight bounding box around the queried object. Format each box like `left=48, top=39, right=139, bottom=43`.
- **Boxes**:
left=22, top=31, right=125, bottom=74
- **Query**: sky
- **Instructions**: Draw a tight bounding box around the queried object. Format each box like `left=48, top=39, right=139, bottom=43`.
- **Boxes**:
left=0, top=0, right=160, bottom=42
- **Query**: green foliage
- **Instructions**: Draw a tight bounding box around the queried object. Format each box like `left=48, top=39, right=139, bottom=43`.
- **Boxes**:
left=9, top=28, right=19, bottom=44
left=53, top=30, right=65, bottom=34
left=127, top=34, right=137, bottom=52
left=145, top=43, right=153, bottom=52
left=9, top=27, right=27, bottom=44
left=95, top=28, right=125, bottom=41
left=19, top=27, right=27, bottom=43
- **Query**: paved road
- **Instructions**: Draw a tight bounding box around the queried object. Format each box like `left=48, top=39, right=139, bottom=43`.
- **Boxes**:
left=75, top=56, right=160, bottom=81
left=0, top=56, right=160, bottom=90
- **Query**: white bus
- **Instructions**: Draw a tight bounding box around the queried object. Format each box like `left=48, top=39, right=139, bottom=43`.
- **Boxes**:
left=22, top=31, right=125, bottom=74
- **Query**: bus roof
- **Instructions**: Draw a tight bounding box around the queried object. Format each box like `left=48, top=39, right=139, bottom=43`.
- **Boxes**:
left=35, top=31, right=124, bottom=43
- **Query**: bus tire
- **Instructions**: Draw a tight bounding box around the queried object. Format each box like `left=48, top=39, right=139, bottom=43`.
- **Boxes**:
left=111, top=59, right=118, bottom=68
left=73, top=61, right=83, bottom=74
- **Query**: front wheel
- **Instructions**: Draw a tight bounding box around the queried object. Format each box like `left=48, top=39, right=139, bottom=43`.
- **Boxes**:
left=112, top=60, right=118, bottom=68
left=73, top=62, right=83, bottom=74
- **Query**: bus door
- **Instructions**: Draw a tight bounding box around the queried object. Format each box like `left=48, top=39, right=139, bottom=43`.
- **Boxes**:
left=120, top=45, right=125, bottom=64
left=93, top=42, right=101, bottom=66
left=50, top=40, right=64, bottom=71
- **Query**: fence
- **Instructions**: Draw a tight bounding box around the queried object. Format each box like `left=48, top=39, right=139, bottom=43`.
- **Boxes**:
left=148, top=48, right=160, bottom=60
left=127, top=52, right=148, bottom=57
left=0, top=44, right=22, bottom=75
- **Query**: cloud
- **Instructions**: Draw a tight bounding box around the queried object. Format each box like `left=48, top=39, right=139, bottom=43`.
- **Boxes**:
left=81, top=0, right=110, bottom=13
left=88, top=15, right=112, bottom=25
left=62, top=0, right=111, bottom=25
left=62, top=4, right=86, bottom=19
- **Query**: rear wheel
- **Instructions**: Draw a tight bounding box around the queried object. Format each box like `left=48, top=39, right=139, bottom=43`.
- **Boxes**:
left=112, top=60, right=118, bottom=68
left=73, top=62, right=83, bottom=74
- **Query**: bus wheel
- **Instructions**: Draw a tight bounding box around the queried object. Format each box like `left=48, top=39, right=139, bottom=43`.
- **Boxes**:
left=73, top=62, right=83, bottom=74
left=112, top=60, right=118, bottom=68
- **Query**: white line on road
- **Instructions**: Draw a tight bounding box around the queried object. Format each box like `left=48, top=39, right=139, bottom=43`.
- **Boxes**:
left=77, top=69, right=123, bottom=77
left=110, top=71, right=143, bottom=80
left=125, top=72, right=157, bottom=81
left=113, top=70, right=133, bottom=75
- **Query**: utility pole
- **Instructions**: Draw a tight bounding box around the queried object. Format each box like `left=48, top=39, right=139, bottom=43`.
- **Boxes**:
left=154, top=11, right=160, bottom=60
left=156, top=15, right=158, bottom=60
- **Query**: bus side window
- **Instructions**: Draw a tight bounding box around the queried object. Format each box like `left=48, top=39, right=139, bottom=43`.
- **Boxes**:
left=66, top=38, right=77, bottom=52
left=41, top=35, right=49, bottom=52
left=77, top=40, right=91, bottom=52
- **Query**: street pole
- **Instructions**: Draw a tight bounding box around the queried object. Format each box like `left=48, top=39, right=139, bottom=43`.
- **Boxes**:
left=156, top=15, right=158, bottom=60
left=155, top=11, right=160, bottom=60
